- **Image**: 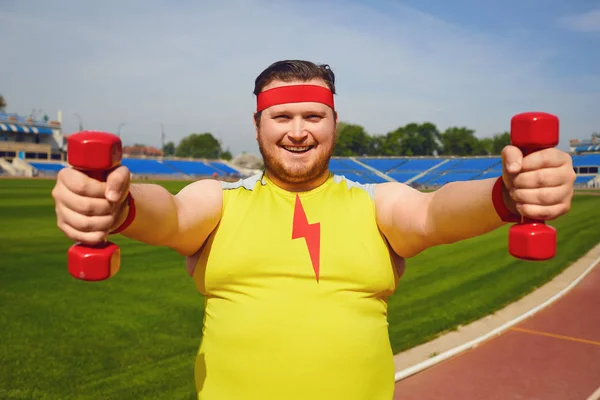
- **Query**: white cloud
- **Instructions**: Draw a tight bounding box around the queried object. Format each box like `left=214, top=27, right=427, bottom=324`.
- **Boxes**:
left=0, top=0, right=596, bottom=155
left=561, top=9, right=600, bottom=32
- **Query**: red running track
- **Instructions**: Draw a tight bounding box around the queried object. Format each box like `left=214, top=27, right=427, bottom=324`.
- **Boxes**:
left=394, top=261, right=600, bottom=400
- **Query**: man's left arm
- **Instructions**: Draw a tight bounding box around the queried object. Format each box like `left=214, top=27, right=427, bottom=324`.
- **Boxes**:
left=375, top=146, right=576, bottom=259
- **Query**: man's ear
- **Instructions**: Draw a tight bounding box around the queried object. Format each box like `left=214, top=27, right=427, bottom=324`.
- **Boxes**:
left=333, top=111, right=339, bottom=136
left=253, top=112, right=263, bottom=140
left=253, top=112, right=259, bottom=139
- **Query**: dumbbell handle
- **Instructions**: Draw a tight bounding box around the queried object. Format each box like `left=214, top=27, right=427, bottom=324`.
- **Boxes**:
left=86, top=170, right=110, bottom=182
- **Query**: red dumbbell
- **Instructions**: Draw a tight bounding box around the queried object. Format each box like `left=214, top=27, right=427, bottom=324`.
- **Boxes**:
left=66, top=131, right=123, bottom=281
left=508, top=112, right=559, bottom=261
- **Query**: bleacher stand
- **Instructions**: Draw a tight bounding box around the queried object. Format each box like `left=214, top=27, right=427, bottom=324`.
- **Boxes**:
left=162, top=160, right=221, bottom=176
left=332, top=157, right=504, bottom=187
left=121, top=159, right=182, bottom=177
left=0, top=110, right=597, bottom=189
left=0, top=111, right=66, bottom=177
left=326, top=154, right=599, bottom=189
left=328, top=158, right=388, bottom=183
left=7, top=157, right=244, bottom=181
left=572, top=153, right=600, bottom=188
left=29, top=162, right=65, bottom=173
left=210, top=161, right=239, bottom=175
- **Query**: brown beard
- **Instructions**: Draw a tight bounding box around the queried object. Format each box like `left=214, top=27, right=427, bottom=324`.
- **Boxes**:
left=257, top=130, right=336, bottom=185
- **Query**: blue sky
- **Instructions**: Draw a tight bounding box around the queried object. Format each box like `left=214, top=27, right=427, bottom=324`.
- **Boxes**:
left=1, top=0, right=598, bottom=156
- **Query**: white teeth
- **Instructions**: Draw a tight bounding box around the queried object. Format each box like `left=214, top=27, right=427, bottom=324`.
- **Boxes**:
left=283, top=146, right=311, bottom=152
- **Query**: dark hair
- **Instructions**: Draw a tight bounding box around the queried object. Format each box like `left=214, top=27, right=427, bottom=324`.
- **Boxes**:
left=253, top=60, right=337, bottom=126
left=253, top=60, right=336, bottom=95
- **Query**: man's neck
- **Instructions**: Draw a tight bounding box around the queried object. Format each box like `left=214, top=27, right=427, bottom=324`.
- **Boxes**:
left=265, top=170, right=331, bottom=193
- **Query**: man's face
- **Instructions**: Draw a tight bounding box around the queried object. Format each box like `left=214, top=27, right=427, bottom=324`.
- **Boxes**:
left=255, top=78, right=337, bottom=189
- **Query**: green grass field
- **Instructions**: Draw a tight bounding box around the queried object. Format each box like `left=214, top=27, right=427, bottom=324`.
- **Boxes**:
left=1, top=179, right=599, bottom=399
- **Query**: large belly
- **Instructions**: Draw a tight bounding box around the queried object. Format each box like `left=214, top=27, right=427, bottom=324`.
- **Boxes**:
left=194, top=281, right=395, bottom=400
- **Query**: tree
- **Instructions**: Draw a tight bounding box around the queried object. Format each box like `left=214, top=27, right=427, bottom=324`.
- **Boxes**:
left=397, top=122, right=441, bottom=156
left=439, top=127, right=481, bottom=156
left=367, top=135, right=386, bottom=156
left=478, top=137, right=494, bottom=156
left=378, top=127, right=405, bottom=156
left=175, top=132, right=222, bottom=159
left=333, top=122, right=372, bottom=156
left=162, top=141, right=176, bottom=156
left=220, top=150, right=232, bottom=160
left=492, top=132, right=510, bottom=154
left=0, top=95, right=6, bottom=112
left=371, top=122, right=441, bottom=156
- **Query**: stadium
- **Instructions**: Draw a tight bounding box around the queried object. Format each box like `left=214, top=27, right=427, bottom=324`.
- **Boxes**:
left=2, top=109, right=600, bottom=399
left=1, top=110, right=599, bottom=188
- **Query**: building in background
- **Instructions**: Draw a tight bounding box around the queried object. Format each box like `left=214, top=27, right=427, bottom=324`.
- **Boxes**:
left=570, top=133, right=600, bottom=154
left=0, top=110, right=65, bottom=161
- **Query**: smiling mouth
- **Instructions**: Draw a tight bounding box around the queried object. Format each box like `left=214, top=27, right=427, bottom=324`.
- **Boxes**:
left=282, top=145, right=313, bottom=154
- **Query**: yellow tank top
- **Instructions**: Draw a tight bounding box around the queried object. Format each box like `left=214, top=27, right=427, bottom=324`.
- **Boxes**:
left=187, top=172, right=400, bottom=399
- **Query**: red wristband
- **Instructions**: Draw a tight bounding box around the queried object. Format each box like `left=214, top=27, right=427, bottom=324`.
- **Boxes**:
left=110, top=192, right=136, bottom=234
left=492, top=177, right=520, bottom=223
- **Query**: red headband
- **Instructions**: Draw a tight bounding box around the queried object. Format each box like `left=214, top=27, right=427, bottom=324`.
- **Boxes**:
left=256, top=84, right=335, bottom=112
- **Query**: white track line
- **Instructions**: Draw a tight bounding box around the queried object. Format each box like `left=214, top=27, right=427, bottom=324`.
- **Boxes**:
left=395, top=253, right=600, bottom=382
left=587, top=385, right=600, bottom=400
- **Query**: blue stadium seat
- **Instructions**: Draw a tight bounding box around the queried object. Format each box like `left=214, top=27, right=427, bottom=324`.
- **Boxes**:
left=119, top=159, right=238, bottom=176
left=574, top=175, right=595, bottom=185
left=428, top=159, right=464, bottom=173
left=162, top=160, right=222, bottom=176
left=389, top=158, right=443, bottom=172
left=329, top=158, right=373, bottom=174
left=356, top=158, right=407, bottom=172
left=363, top=173, right=389, bottom=183
left=425, top=172, right=482, bottom=185
left=572, top=154, right=600, bottom=167
left=30, top=162, right=65, bottom=172
left=388, top=172, right=418, bottom=183
left=354, top=158, right=447, bottom=183
left=209, top=162, right=239, bottom=175
left=325, top=155, right=600, bottom=187
left=473, top=170, right=502, bottom=180
left=451, top=158, right=501, bottom=172
left=413, top=157, right=501, bottom=185
left=414, top=159, right=462, bottom=184
left=121, top=159, right=180, bottom=175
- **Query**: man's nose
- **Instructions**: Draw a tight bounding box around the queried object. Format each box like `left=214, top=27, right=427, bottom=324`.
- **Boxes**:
left=288, top=117, right=308, bottom=141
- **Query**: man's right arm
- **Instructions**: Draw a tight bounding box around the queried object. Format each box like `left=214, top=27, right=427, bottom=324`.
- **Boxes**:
left=52, top=166, right=223, bottom=257
left=114, top=179, right=223, bottom=256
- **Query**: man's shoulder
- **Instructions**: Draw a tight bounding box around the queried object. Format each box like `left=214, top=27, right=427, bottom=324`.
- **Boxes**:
left=220, top=172, right=265, bottom=191
left=331, top=174, right=377, bottom=200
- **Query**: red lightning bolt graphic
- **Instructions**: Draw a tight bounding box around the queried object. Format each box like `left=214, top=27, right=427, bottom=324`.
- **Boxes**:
left=292, top=194, right=321, bottom=281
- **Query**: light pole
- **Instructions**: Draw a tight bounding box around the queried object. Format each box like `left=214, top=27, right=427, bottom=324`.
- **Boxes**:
left=117, top=122, right=126, bottom=138
left=74, top=113, right=83, bottom=131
